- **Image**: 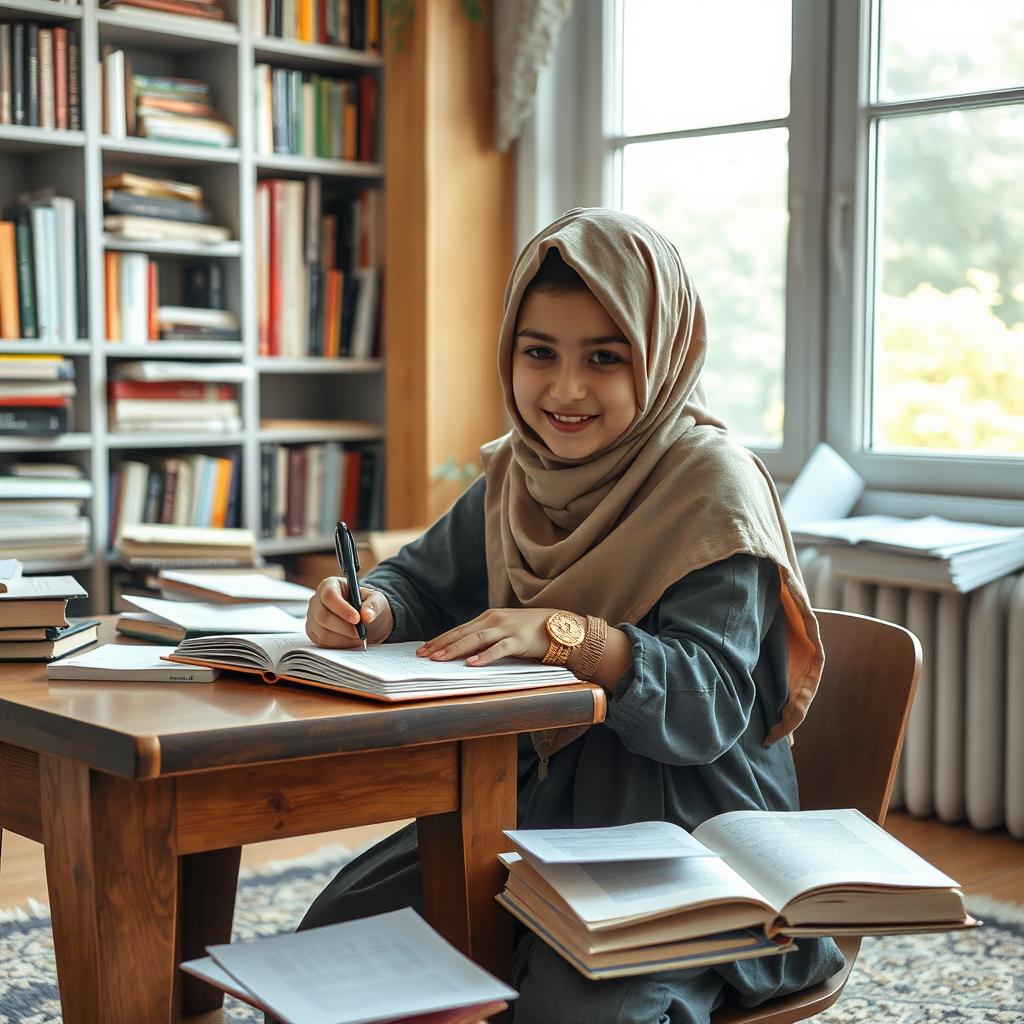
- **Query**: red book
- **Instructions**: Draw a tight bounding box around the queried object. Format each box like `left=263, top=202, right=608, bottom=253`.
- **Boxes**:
left=267, top=180, right=283, bottom=357
left=108, top=380, right=234, bottom=401
left=0, top=396, right=71, bottom=407
left=357, top=73, right=377, bottom=163
left=342, top=449, right=362, bottom=529
left=103, top=0, right=226, bottom=20
left=53, top=27, right=68, bottom=130
left=286, top=446, right=307, bottom=536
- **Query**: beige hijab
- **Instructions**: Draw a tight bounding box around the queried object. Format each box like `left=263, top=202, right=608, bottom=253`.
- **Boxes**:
left=481, top=208, right=822, bottom=754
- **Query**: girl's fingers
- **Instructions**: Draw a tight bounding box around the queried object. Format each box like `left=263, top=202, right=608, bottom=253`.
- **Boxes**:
left=417, top=620, right=479, bottom=657
left=429, top=627, right=505, bottom=661
left=309, top=601, right=360, bottom=639
left=360, top=588, right=387, bottom=624
left=318, top=577, right=361, bottom=625
left=465, top=637, right=518, bottom=667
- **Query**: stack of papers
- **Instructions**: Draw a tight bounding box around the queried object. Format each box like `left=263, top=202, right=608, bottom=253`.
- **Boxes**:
left=792, top=515, right=1024, bottom=592
left=180, top=908, right=517, bottom=1024
left=116, top=594, right=303, bottom=644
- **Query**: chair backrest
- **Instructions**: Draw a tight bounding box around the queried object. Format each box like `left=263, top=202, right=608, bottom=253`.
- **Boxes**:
left=792, top=609, right=922, bottom=825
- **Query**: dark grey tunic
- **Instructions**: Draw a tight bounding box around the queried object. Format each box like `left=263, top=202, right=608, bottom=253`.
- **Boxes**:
left=298, top=476, right=844, bottom=1024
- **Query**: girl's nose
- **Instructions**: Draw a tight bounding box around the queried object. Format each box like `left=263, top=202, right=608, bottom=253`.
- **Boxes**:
left=549, top=364, right=586, bottom=402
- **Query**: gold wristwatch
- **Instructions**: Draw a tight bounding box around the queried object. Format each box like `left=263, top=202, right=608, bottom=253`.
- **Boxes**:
left=542, top=611, right=586, bottom=665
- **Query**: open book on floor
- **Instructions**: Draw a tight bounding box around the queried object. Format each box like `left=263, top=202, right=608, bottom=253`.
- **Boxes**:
left=498, top=810, right=978, bottom=980
left=180, top=907, right=516, bottom=1024
left=168, top=636, right=578, bottom=701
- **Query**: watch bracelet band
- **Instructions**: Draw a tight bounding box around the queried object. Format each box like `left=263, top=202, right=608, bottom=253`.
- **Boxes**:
left=542, top=640, right=571, bottom=665
left=571, top=615, right=608, bottom=680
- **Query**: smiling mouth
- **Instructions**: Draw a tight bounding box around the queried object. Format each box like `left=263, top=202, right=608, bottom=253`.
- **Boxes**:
left=544, top=410, right=598, bottom=432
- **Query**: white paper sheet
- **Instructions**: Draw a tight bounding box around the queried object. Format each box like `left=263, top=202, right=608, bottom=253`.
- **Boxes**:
left=122, top=595, right=301, bottom=633
left=159, top=570, right=314, bottom=601
left=0, top=574, right=87, bottom=600
left=204, top=908, right=517, bottom=1024
left=46, top=643, right=220, bottom=682
left=505, top=821, right=713, bottom=863
left=780, top=443, right=865, bottom=526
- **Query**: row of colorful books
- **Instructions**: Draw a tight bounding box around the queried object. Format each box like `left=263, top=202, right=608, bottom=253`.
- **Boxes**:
left=0, top=22, right=82, bottom=131
left=256, top=180, right=379, bottom=358
left=0, top=461, right=91, bottom=562
left=101, top=52, right=235, bottom=147
left=0, top=191, right=84, bottom=343
left=254, top=65, right=376, bottom=162
left=259, top=439, right=383, bottom=538
left=0, top=356, right=76, bottom=437
left=110, top=451, right=243, bottom=547
left=254, top=0, right=380, bottom=49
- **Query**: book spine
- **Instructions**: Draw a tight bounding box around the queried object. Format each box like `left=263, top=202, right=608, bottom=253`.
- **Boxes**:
left=13, top=214, right=36, bottom=338
left=53, top=197, right=77, bottom=344
left=286, top=445, right=307, bottom=536
left=38, top=28, right=53, bottom=130
left=273, top=444, right=287, bottom=537
left=108, top=380, right=234, bottom=400
left=144, top=467, right=164, bottom=523
left=119, top=252, right=150, bottom=344
left=11, top=23, right=24, bottom=126
left=260, top=442, right=275, bottom=536
left=342, top=448, right=361, bottom=527
left=357, top=73, right=376, bottom=163
left=0, top=24, right=11, bottom=126
left=75, top=205, right=86, bottom=338
left=104, top=250, right=121, bottom=341
left=183, top=262, right=225, bottom=309
left=147, top=259, right=158, bottom=340
left=103, top=191, right=210, bottom=224
left=53, top=26, right=67, bottom=131
left=0, top=404, right=68, bottom=435
left=26, top=23, right=38, bottom=127
left=224, top=448, right=242, bottom=528
left=271, top=68, right=287, bottom=153
left=257, top=181, right=270, bottom=355
left=159, top=458, right=179, bottom=524
left=267, top=179, right=283, bottom=356
left=0, top=222, right=20, bottom=339
left=67, top=28, right=80, bottom=130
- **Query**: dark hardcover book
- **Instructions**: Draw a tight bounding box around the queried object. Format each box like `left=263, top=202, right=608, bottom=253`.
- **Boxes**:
left=0, top=404, right=69, bottom=435
left=356, top=443, right=376, bottom=529
left=286, top=445, right=307, bottom=536
left=67, top=28, right=80, bottom=130
left=26, top=23, right=38, bottom=127
left=270, top=0, right=281, bottom=37
left=272, top=68, right=287, bottom=153
left=288, top=69, right=301, bottom=155
left=158, top=327, right=240, bottom=342
left=350, top=0, right=365, bottom=50
left=159, top=458, right=179, bottom=524
left=108, top=467, right=122, bottom=548
left=307, top=262, right=323, bottom=357
left=11, top=23, right=24, bottom=126
left=11, top=211, right=37, bottom=338
left=260, top=442, right=275, bottom=537
left=0, top=24, right=11, bottom=126
left=339, top=268, right=359, bottom=356
left=75, top=205, right=86, bottom=337
left=224, top=448, right=242, bottom=528
left=144, top=467, right=164, bottom=523
left=182, top=262, right=225, bottom=309
left=103, top=190, right=211, bottom=224
left=0, top=619, right=100, bottom=662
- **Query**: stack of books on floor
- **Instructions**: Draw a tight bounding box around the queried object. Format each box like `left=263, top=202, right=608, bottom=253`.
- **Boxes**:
left=0, top=461, right=92, bottom=562
left=255, top=0, right=381, bottom=49
left=103, top=172, right=231, bottom=246
left=181, top=908, right=514, bottom=1024
left=256, top=181, right=379, bottom=358
left=100, top=0, right=227, bottom=20
left=0, top=573, right=98, bottom=661
left=114, top=522, right=258, bottom=568
left=254, top=65, right=376, bottom=162
left=109, top=452, right=242, bottom=541
left=0, top=356, right=75, bottom=436
left=260, top=438, right=384, bottom=536
left=497, top=811, right=975, bottom=980
left=792, top=515, right=1024, bottom=592
left=0, top=22, right=82, bottom=131
left=102, top=54, right=234, bottom=146
left=108, top=360, right=246, bottom=433
left=1, top=190, right=84, bottom=343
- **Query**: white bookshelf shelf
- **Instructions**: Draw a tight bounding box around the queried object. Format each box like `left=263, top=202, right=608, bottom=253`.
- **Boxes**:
left=0, top=433, right=92, bottom=452
left=96, top=8, right=240, bottom=49
left=102, top=236, right=243, bottom=258
left=0, top=340, right=90, bottom=354
left=100, top=137, right=241, bottom=166
left=255, top=153, right=382, bottom=179
left=252, top=37, right=382, bottom=72
left=105, top=342, right=244, bottom=359
left=258, top=423, right=383, bottom=444
left=257, top=534, right=338, bottom=556
left=0, top=125, right=85, bottom=152
left=0, top=0, right=81, bottom=19
left=105, top=433, right=246, bottom=449
left=256, top=358, right=383, bottom=374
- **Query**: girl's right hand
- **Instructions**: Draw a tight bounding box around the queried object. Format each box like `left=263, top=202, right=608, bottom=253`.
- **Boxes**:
left=305, top=577, right=394, bottom=649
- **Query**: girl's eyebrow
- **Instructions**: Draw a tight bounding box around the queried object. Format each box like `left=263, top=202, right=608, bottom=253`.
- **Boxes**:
left=516, top=329, right=630, bottom=346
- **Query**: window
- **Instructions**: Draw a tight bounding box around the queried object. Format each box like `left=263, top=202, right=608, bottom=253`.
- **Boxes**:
left=522, top=0, right=1024, bottom=504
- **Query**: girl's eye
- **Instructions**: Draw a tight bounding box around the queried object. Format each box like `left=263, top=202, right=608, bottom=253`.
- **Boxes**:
left=522, top=345, right=554, bottom=360
left=591, top=350, right=625, bottom=366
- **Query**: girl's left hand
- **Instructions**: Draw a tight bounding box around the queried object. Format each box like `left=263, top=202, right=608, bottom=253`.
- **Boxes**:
left=417, top=607, right=571, bottom=667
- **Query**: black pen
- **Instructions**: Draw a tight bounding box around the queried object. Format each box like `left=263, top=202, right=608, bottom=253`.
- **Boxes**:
left=335, top=520, right=367, bottom=651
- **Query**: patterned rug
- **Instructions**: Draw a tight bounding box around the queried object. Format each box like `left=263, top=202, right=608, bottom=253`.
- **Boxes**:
left=0, top=850, right=1021, bottom=1023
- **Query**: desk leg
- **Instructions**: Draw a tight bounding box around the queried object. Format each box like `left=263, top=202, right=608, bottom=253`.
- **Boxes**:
left=40, top=755, right=178, bottom=1024
left=418, top=734, right=516, bottom=984
left=179, top=846, right=242, bottom=1014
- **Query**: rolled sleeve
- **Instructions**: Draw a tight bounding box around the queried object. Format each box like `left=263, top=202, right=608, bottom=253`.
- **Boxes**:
left=604, top=554, right=778, bottom=766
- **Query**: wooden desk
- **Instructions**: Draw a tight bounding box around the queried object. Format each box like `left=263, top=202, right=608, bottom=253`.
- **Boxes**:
left=0, top=619, right=606, bottom=1023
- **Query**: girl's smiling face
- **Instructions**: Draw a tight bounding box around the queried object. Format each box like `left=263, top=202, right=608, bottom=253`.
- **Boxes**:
left=512, top=287, right=637, bottom=460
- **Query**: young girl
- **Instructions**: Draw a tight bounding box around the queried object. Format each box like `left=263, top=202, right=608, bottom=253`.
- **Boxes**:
left=301, top=208, right=844, bottom=1023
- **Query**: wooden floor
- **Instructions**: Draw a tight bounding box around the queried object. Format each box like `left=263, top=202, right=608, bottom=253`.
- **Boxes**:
left=1, top=811, right=1021, bottom=911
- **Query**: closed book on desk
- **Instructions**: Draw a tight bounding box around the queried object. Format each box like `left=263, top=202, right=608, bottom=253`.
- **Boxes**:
left=169, top=636, right=578, bottom=702
left=0, top=619, right=98, bottom=660
left=0, top=575, right=88, bottom=626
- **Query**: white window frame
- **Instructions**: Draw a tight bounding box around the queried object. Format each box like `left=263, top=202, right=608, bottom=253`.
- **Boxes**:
left=518, top=0, right=1024, bottom=511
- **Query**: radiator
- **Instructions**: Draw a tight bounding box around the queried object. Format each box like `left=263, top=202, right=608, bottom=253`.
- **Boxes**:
left=797, top=550, right=1024, bottom=840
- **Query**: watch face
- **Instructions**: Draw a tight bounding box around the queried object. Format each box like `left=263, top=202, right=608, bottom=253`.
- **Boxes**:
left=547, top=611, right=585, bottom=646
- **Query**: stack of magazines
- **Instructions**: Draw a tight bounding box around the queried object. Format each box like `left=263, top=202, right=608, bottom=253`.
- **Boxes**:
left=792, top=515, right=1024, bottom=592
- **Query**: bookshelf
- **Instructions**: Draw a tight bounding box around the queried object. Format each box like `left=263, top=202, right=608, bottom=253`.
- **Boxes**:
left=0, top=0, right=388, bottom=611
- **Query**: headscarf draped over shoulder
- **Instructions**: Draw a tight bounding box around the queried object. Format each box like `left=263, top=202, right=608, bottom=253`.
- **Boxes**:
left=482, top=208, right=821, bottom=748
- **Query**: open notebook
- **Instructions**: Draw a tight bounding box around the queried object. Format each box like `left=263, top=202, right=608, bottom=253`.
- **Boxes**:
left=168, top=636, right=578, bottom=701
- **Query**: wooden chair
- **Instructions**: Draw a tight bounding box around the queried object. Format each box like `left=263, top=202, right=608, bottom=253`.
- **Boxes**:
left=710, top=608, right=923, bottom=1024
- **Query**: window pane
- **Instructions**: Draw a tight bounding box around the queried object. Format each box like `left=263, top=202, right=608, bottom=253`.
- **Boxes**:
left=878, top=0, right=1024, bottom=102
left=872, top=106, right=1024, bottom=455
left=622, top=130, right=788, bottom=447
left=621, top=0, right=791, bottom=136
